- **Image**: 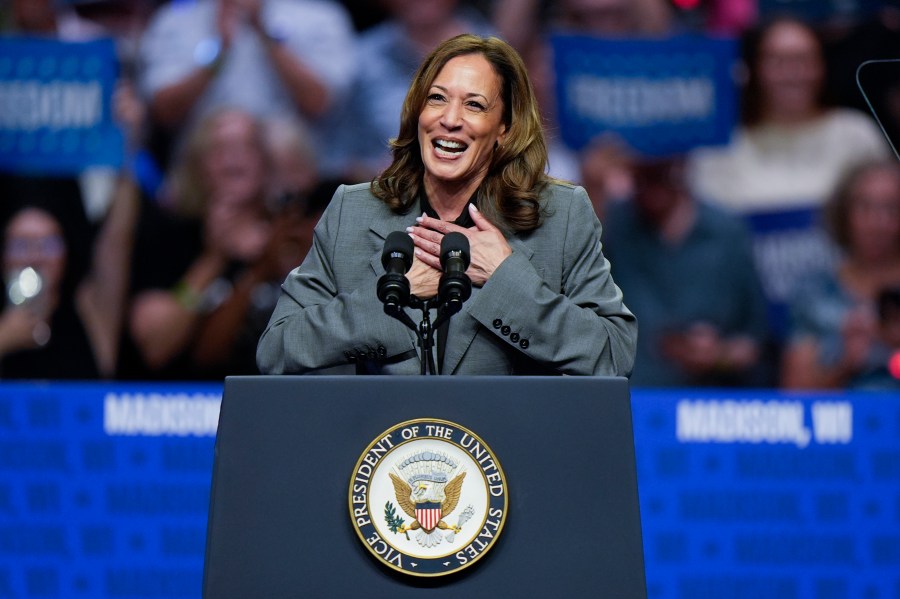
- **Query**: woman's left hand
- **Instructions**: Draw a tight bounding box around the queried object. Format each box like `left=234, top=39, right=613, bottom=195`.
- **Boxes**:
left=408, top=203, right=512, bottom=287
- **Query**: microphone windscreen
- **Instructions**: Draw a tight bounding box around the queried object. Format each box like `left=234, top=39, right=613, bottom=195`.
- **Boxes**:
left=440, top=232, right=470, bottom=269
left=382, top=231, right=414, bottom=271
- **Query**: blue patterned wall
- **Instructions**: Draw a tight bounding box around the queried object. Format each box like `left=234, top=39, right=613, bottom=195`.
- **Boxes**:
left=1, top=383, right=897, bottom=598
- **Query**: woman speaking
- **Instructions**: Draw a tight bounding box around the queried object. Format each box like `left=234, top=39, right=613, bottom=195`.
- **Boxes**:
left=257, top=34, right=637, bottom=376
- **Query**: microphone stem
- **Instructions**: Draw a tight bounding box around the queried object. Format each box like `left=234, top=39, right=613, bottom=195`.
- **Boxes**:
left=383, top=296, right=444, bottom=375
left=418, top=299, right=437, bottom=375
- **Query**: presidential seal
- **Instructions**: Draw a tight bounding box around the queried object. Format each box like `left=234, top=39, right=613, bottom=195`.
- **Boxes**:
left=348, top=418, right=508, bottom=577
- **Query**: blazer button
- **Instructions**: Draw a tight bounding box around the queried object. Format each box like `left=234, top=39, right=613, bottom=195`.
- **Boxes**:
left=501, top=325, right=511, bottom=336
left=492, top=318, right=503, bottom=329
left=344, top=350, right=356, bottom=362
left=367, top=349, right=377, bottom=359
left=377, top=345, right=387, bottom=357
left=356, top=349, right=367, bottom=360
left=510, top=332, right=520, bottom=343
left=519, top=339, right=529, bottom=349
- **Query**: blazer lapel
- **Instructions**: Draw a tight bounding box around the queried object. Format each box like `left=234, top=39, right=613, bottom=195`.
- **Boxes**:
left=368, top=213, right=422, bottom=352
left=368, top=215, right=411, bottom=276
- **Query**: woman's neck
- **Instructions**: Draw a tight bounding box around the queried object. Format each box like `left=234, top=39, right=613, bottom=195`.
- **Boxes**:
left=424, top=177, right=480, bottom=221
left=761, top=104, right=825, bottom=127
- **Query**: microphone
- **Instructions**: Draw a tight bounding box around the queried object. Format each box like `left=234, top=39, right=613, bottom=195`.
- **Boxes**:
left=377, top=231, right=413, bottom=310
left=438, top=232, right=472, bottom=312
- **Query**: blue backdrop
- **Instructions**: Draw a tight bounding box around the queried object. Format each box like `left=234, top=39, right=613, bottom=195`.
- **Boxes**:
left=0, top=383, right=897, bottom=598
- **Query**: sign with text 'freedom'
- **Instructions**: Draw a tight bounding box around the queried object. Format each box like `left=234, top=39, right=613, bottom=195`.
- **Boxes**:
left=0, top=37, right=123, bottom=175
left=552, top=35, right=739, bottom=156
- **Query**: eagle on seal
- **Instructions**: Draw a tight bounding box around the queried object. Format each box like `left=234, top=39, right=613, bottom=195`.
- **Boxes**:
left=389, top=466, right=467, bottom=548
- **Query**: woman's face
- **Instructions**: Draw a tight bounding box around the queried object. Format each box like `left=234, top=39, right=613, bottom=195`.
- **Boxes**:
left=3, top=208, right=66, bottom=293
left=756, top=21, right=824, bottom=119
left=201, top=111, right=266, bottom=208
left=847, top=168, right=900, bottom=263
left=418, top=54, right=507, bottom=197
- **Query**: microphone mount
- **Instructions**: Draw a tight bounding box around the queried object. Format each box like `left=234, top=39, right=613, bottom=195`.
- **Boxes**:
left=377, top=232, right=472, bottom=375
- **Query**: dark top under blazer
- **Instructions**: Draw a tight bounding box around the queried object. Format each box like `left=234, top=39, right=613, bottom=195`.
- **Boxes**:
left=256, top=181, right=637, bottom=376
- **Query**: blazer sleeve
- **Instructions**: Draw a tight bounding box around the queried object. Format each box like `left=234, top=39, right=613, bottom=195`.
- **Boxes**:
left=256, top=186, right=415, bottom=374
left=465, top=185, right=638, bottom=376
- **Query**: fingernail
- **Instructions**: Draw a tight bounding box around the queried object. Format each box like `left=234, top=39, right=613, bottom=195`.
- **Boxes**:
left=405, top=226, right=414, bottom=233
left=469, top=203, right=479, bottom=212
left=415, top=216, right=423, bottom=223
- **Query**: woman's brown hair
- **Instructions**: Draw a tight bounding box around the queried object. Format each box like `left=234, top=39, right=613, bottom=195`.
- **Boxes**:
left=372, top=34, right=550, bottom=234
left=739, top=16, right=830, bottom=127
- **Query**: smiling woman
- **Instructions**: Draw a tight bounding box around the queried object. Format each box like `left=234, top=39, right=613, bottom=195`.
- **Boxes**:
left=257, top=34, right=638, bottom=377
left=417, top=54, right=507, bottom=210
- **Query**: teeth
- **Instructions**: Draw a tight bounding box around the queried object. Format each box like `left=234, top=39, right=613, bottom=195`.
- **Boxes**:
left=435, top=139, right=465, bottom=150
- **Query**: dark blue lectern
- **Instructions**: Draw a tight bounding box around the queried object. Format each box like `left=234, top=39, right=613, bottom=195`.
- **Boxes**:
left=203, top=376, right=646, bottom=597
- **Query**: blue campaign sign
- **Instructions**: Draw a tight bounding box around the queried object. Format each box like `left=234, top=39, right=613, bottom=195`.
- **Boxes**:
left=743, top=206, right=839, bottom=340
left=0, top=37, right=123, bottom=175
left=552, top=35, right=739, bottom=156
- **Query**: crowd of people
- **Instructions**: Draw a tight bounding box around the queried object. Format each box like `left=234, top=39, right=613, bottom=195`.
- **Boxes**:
left=1, top=0, right=898, bottom=389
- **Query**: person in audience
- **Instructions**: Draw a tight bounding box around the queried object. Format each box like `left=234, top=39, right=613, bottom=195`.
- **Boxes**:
left=781, top=160, right=900, bottom=389
left=190, top=116, right=332, bottom=377
left=686, top=17, right=891, bottom=339
left=0, top=177, right=139, bottom=379
left=121, top=108, right=319, bottom=380
left=138, top=0, right=357, bottom=172
left=603, top=154, right=771, bottom=387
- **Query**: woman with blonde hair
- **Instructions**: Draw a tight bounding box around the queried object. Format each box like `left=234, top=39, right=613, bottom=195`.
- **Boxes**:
left=125, top=108, right=283, bottom=378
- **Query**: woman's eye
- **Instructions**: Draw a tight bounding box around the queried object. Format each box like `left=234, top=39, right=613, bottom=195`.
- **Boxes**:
left=427, top=93, right=446, bottom=103
left=466, top=101, right=486, bottom=111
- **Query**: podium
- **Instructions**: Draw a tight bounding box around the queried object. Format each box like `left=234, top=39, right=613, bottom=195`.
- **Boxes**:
left=203, top=376, right=646, bottom=597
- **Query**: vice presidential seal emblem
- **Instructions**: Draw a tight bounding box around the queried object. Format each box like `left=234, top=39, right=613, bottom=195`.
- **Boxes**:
left=348, top=418, right=508, bottom=576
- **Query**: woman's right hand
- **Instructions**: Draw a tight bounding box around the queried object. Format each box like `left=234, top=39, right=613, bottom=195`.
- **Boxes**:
left=406, top=255, right=441, bottom=300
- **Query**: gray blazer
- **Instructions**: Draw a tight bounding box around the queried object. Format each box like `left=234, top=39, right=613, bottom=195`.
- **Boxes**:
left=257, top=181, right=637, bottom=376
